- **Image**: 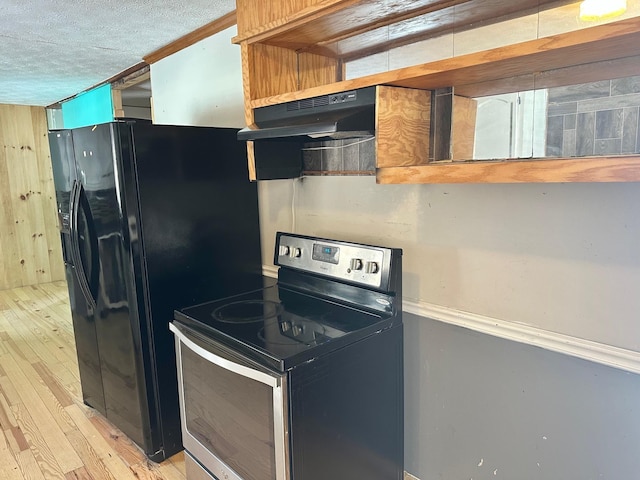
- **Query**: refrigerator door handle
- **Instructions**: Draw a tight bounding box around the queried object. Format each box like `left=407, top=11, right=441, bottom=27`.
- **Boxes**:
left=69, top=179, right=97, bottom=312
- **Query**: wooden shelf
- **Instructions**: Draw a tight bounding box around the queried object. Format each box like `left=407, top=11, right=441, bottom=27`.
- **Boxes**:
left=234, top=0, right=559, bottom=59
left=234, top=0, right=454, bottom=45
left=247, top=16, right=640, bottom=108
left=376, top=157, right=640, bottom=184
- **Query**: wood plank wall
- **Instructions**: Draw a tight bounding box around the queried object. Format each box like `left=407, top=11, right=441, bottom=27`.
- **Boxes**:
left=0, top=104, right=64, bottom=291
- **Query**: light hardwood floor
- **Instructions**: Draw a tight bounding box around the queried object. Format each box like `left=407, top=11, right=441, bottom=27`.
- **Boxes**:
left=0, top=281, right=186, bottom=480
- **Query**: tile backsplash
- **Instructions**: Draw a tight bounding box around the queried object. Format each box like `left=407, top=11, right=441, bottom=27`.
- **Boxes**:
left=546, top=75, right=640, bottom=157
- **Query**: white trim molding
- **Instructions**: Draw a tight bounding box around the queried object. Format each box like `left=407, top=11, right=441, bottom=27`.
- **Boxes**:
left=263, top=265, right=278, bottom=278
left=403, top=299, right=640, bottom=375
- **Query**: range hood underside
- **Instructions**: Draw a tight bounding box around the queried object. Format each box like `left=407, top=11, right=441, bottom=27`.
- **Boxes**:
left=238, top=106, right=376, bottom=141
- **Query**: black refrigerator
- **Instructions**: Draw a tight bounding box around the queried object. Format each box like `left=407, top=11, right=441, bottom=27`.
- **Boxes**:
left=48, top=120, right=263, bottom=462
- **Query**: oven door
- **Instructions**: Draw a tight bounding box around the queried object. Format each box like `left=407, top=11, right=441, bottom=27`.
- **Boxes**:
left=169, top=322, right=289, bottom=480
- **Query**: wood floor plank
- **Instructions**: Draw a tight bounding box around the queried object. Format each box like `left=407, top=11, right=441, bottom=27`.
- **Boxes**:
left=65, top=404, right=137, bottom=480
left=2, top=353, right=82, bottom=472
left=15, top=448, right=47, bottom=480
left=28, top=285, right=79, bottom=367
left=65, top=430, right=115, bottom=480
left=40, top=310, right=77, bottom=359
left=64, top=466, right=94, bottom=480
left=32, top=362, right=74, bottom=408
left=167, top=450, right=185, bottom=464
left=28, top=322, right=75, bottom=366
left=88, top=414, right=147, bottom=468
left=0, top=374, right=24, bottom=406
left=0, top=311, right=41, bottom=363
left=129, top=458, right=188, bottom=480
left=0, top=429, right=24, bottom=480
left=2, top=302, right=72, bottom=367
left=3, top=351, right=77, bottom=435
left=151, top=456, right=187, bottom=480
left=24, top=294, right=77, bottom=360
left=4, top=426, right=22, bottom=456
left=0, top=384, right=17, bottom=429
left=0, top=334, right=9, bottom=356
left=10, top=402, right=66, bottom=479
left=42, top=352, right=81, bottom=392
left=8, top=424, right=30, bottom=452
left=0, top=289, right=12, bottom=311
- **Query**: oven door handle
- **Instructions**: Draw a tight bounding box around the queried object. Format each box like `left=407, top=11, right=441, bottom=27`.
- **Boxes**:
left=169, top=323, right=280, bottom=388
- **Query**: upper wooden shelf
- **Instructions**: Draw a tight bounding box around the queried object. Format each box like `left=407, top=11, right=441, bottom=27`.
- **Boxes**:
left=234, top=0, right=559, bottom=61
left=247, top=16, right=640, bottom=109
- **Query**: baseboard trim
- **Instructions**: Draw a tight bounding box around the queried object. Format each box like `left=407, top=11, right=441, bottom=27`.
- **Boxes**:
left=263, top=265, right=278, bottom=278
left=262, top=264, right=640, bottom=375
left=404, top=299, right=640, bottom=375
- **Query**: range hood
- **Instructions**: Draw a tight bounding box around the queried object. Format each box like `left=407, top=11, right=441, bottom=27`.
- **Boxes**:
left=238, top=86, right=376, bottom=141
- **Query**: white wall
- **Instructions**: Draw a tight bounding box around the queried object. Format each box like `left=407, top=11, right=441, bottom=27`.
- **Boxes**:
left=150, top=25, right=245, bottom=128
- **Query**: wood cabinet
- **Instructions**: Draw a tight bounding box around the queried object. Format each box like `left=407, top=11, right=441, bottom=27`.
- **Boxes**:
left=234, top=0, right=640, bottom=183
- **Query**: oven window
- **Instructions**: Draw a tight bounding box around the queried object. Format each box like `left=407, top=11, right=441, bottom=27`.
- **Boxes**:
left=182, top=347, right=276, bottom=480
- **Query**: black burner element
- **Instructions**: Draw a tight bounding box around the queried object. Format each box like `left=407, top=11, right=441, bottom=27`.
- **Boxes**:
left=212, top=300, right=282, bottom=324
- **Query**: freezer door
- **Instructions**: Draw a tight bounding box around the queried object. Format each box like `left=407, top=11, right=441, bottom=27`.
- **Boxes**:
left=49, top=130, right=76, bottom=265
left=48, top=130, right=76, bottom=229
left=48, top=129, right=106, bottom=414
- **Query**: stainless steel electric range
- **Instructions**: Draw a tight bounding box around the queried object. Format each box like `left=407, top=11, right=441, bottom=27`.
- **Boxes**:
left=169, top=232, right=403, bottom=480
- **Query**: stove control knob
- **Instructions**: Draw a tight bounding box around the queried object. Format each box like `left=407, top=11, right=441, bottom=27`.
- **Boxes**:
left=350, top=258, right=363, bottom=270
left=279, top=245, right=290, bottom=257
left=290, top=247, right=302, bottom=258
left=365, top=261, right=379, bottom=274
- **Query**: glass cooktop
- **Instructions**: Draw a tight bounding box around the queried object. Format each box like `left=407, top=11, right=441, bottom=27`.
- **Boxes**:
left=174, top=279, right=397, bottom=371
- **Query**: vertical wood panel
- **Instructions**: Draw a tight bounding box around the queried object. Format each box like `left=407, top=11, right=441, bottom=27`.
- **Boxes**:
left=375, top=86, right=431, bottom=168
left=246, top=44, right=339, bottom=99
left=247, top=44, right=299, bottom=99
left=298, top=51, right=340, bottom=90
left=451, top=95, right=477, bottom=160
left=0, top=104, right=63, bottom=291
left=241, top=43, right=256, bottom=125
left=236, top=0, right=335, bottom=37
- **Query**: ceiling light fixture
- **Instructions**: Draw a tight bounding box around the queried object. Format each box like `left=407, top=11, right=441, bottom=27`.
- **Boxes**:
left=579, top=0, right=627, bottom=21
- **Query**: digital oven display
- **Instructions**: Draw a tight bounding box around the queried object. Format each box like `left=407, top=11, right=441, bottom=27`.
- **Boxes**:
left=312, top=244, right=340, bottom=264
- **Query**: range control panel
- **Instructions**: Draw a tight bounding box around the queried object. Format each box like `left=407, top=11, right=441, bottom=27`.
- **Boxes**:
left=275, top=233, right=389, bottom=288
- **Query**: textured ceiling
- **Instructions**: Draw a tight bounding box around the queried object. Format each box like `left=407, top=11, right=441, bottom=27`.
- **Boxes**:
left=0, top=0, right=236, bottom=106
